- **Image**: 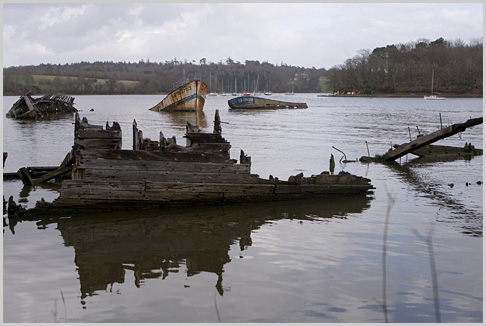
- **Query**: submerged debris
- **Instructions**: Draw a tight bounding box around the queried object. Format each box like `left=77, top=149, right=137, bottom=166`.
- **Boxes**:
left=361, top=117, right=483, bottom=163
left=6, top=94, right=78, bottom=119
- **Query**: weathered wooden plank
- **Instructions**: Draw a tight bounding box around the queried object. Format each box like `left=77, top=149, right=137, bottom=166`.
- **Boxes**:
left=60, top=186, right=226, bottom=202
left=81, top=168, right=262, bottom=183
left=76, top=139, right=122, bottom=149
left=76, top=129, right=122, bottom=139
left=30, top=166, right=72, bottom=186
left=80, top=149, right=232, bottom=163
left=188, top=143, right=231, bottom=152
left=60, top=181, right=275, bottom=198
left=18, top=167, right=35, bottom=186
left=410, top=144, right=482, bottom=158
left=25, top=166, right=60, bottom=171
left=144, top=182, right=275, bottom=193
left=185, top=133, right=228, bottom=144
left=79, top=158, right=251, bottom=173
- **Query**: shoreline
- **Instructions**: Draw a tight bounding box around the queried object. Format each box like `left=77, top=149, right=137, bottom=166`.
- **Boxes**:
left=3, top=92, right=483, bottom=98
left=321, top=94, right=482, bottom=98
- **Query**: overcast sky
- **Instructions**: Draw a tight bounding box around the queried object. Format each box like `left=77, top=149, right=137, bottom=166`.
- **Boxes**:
left=2, top=2, right=483, bottom=69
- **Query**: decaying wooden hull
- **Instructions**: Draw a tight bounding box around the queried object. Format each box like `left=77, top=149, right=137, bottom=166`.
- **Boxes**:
left=35, top=111, right=373, bottom=212
left=228, top=96, right=308, bottom=110
left=149, top=80, right=207, bottom=112
left=6, top=94, right=77, bottom=119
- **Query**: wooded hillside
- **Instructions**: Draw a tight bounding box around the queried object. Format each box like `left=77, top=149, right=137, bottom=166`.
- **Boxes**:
left=3, top=37, right=482, bottom=96
left=328, top=37, right=483, bottom=95
left=3, top=59, right=327, bottom=95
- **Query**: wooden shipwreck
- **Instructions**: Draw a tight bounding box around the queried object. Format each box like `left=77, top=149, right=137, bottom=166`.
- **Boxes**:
left=32, top=110, right=373, bottom=212
left=361, top=117, right=483, bottom=163
left=6, top=94, right=77, bottom=119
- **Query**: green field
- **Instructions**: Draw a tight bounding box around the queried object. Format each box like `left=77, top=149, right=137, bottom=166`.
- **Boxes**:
left=24, top=74, right=140, bottom=88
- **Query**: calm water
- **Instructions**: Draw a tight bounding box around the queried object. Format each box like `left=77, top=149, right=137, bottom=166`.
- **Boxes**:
left=2, top=94, right=483, bottom=323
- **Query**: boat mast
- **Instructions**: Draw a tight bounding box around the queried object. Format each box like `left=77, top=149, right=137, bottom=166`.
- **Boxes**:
left=431, top=69, right=434, bottom=94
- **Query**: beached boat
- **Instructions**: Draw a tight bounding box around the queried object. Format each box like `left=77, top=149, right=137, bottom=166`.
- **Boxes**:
left=149, top=80, right=208, bottom=112
left=228, top=96, right=307, bottom=110
left=28, top=111, right=372, bottom=213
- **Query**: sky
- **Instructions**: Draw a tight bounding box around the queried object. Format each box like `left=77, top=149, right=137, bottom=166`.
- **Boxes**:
left=2, top=2, right=484, bottom=69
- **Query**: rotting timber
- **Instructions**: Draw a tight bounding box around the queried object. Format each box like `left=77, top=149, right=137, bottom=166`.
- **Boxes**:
left=361, top=117, right=483, bottom=163
left=6, top=94, right=77, bottom=119
left=31, top=110, right=373, bottom=213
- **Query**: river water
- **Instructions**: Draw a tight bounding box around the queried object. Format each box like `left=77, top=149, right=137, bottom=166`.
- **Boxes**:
left=2, top=94, right=483, bottom=323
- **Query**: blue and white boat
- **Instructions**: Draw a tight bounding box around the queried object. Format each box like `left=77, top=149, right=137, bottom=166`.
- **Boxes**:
left=228, top=96, right=307, bottom=110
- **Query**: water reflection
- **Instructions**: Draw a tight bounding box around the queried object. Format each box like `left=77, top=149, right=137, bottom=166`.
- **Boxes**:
left=30, top=195, right=371, bottom=304
left=7, top=112, right=75, bottom=122
left=381, top=159, right=482, bottom=236
left=154, top=110, right=208, bottom=130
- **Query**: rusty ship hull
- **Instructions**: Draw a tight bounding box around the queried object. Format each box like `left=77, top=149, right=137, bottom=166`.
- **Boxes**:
left=149, top=80, right=208, bottom=112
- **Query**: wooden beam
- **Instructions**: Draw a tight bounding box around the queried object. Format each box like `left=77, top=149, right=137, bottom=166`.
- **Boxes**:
left=382, top=117, right=483, bottom=161
left=30, top=166, right=72, bottom=186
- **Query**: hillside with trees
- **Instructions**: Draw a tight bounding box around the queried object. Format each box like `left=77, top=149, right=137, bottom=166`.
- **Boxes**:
left=3, top=59, right=327, bottom=95
left=327, top=37, right=483, bottom=95
left=3, top=37, right=482, bottom=96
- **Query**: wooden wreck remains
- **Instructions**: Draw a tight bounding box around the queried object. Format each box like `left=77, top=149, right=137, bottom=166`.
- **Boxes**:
left=6, top=94, right=77, bottom=119
left=34, top=110, right=373, bottom=212
left=361, top=117, right=483, bottom=162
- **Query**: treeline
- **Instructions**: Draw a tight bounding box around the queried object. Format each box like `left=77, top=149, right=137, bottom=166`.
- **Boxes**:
left=3, top=59, right=327, bottom=95
left=3, top=37, right=482, bottom=96
left=327, top=37, right=483, bottom=95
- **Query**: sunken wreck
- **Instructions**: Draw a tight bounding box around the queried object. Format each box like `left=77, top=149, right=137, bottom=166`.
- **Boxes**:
left=6, top=94, right=78, bottom=119
left=33, top=110, right=373, bottom=212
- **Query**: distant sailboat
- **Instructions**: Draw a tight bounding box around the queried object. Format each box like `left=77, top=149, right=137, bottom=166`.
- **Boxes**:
left=208, top=72, right=218, bottom=96
left=232, top=78, right=238, bottom=96
left=285, top=79, right=295, bottom=95
left=424, top=69, right=445, bottom=100
left=264, top=80, right=273, bottom=95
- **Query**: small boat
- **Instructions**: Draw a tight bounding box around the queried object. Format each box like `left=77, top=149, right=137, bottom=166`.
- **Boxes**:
left=285, top=80, right=295, bottom=95
left=424, top=69, right=445, bottom=100
left=424, top=95, right=446, bottom=100
left=228, top=96, right=307, bottom=110
left=149, top=80, right=207, bottom=112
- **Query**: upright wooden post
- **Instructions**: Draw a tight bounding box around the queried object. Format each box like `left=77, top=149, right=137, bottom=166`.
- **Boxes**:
left=133, top=119, right=138, bottom=150
left=213, top=110, right=222, bottom=134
